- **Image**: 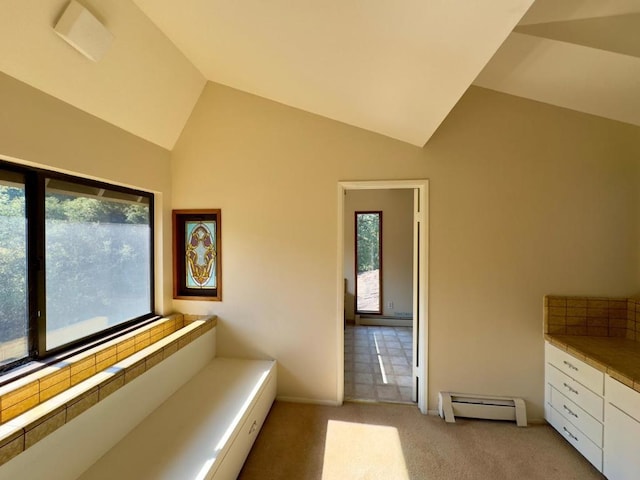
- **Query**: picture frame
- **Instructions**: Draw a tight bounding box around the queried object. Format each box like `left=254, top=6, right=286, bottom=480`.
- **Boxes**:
left=172, top=209, right=221, bottom=301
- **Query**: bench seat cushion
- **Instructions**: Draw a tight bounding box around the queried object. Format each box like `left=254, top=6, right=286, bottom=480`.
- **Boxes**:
left=77, top=358, right=276, bottom=480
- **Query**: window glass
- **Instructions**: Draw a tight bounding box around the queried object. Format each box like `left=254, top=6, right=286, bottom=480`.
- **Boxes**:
left=45, top=179, right=151, bottom=349
left=0, top=171, right=28, bottom=366
left=185, top=220, right=217, bottom=289
left=356, top=211, right=382, bottom=314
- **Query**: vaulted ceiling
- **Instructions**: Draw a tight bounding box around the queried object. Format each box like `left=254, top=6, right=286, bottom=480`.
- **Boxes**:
left=1, top=1, right=637, bottom=150
left=475, top=0, right=640, bottom=129
left=132, top=0, right=535, bottom=147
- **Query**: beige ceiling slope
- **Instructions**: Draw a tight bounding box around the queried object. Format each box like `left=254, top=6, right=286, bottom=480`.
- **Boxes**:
left=474, top=0, right=640, bottom=128
left=0, top=0, right=206, bottom=150
left=519, top=0, right=640, bottom=25
left=132, top=0, right=535, bottom=147
left=474, top=33, right=640, bottom=128
left=515, top=13, right=640, bottom=58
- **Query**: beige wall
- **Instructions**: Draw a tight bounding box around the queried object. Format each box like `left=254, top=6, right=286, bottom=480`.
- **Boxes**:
left=343, top=189, right=414, bottom=320
left=171, top=81, right=640, bottom=418
left=0, top=72, right=174, bottom=313
left=0, top=0, right=205, bottom=149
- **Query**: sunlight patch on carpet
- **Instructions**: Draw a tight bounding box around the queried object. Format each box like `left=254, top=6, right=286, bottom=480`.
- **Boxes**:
left=321, top=420, right=409, bottom=480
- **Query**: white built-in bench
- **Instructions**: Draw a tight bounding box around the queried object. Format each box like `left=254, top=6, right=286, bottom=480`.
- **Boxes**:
left=78, top=358, right=276, bottom=480
left=0, top=320, right=276, bottom=480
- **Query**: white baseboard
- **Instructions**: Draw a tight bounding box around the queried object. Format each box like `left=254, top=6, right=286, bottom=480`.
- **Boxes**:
left=355, top=316, right=412, bottom=327
left=528, top=418, right=547, bottom=425
left=276, top=396, right=341, bottom=406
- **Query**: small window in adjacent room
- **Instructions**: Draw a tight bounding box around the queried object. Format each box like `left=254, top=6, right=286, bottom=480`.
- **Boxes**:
left=355, top=211, right=382, bottom=315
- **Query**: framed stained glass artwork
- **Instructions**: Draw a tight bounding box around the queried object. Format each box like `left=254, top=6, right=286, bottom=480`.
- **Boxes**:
left=172, top=209, right=221, bottom=300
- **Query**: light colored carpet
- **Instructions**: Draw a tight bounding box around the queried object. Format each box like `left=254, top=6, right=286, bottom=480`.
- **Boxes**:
left=238, top=401, right=605, bottom=480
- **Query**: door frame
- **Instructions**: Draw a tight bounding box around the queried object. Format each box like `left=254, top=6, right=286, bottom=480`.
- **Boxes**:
left=337, top=179, right=429, bottom=413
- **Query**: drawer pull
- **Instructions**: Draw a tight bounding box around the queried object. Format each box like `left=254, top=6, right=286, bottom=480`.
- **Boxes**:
left=249, top=420, right=257, bottom=435
left=562, top=404, right=578, bottom=418
left=563, top=360, right=578, bottom=371
left=563, top=427, right=579, bottom=442
left=563, top=383, right=579, bottom=395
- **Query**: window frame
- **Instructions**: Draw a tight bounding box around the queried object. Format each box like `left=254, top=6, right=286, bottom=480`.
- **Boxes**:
left=354, top=210, right=383, bottom=315
left=0, top=159, right=155, bottom=375
left=172, top=209, right=222, bottom=301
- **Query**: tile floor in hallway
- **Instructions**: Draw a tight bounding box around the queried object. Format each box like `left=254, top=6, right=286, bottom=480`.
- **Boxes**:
left=344, top=324, right=415, bottom=403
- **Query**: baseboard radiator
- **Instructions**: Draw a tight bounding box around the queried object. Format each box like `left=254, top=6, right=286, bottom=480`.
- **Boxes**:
left=438, top=392, right=527, bottom=427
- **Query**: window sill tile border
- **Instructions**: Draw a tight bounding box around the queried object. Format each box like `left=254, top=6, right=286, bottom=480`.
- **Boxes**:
left=0, top=313, right=192, bottom=422
left=0, top=315, right=216, bottom=466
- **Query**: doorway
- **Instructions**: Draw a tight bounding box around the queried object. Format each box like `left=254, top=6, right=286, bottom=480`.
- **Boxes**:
left=337, top=180, right=428, bottom=413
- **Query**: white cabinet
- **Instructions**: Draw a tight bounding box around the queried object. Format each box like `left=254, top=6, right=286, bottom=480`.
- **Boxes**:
left=547, top=401, right=603, bottom=469
left=545, top=343, right=604, bottom=471
left=547, top=364, right=603, bottom=421
left=549, top=386, right=603, bottom=445
left=604, top=375, right=640, bottom=480
left=546, top=343, right=604, bottom=395
left=545, top=342, right=640, bottom=479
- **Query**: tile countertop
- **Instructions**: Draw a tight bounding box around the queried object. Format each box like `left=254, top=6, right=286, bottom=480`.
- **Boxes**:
left=545, top=334, right=640, bottom=393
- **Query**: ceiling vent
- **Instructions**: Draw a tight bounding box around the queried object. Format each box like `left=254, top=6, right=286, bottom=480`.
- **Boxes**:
left=54, top=1, right=113, bottom=62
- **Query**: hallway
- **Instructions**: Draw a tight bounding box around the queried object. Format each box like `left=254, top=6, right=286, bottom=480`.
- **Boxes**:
left=344, top=325, right=414, bottom=403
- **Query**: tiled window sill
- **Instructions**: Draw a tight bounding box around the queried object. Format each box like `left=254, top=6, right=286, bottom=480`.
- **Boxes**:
left=0, top=314, right=216, bottom=466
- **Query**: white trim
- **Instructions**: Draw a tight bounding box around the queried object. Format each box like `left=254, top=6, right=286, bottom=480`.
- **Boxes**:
left=356, top=316, right=412, bottom=327
left=336, top=183, right=346, bottom=406
left=276, top=396, right=341, bottom=406
left=412, top=188, right=419, bottom=403
left=337, top=179, right=429, bottom=414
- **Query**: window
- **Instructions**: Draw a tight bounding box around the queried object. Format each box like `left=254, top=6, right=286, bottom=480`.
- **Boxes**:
left=172, top=209, right=221, bottom=301
left=0, top=170, right=28, bottom=367
left=0, top=161, right=154, bottom=371
left=355, top=211, right=382, bottom=314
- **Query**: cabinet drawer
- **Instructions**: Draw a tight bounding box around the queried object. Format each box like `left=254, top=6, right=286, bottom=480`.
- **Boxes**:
left=546, top=343, right=604, bottom=395
left=550, top=386, right=603, bottom=446
left=606, top=375, right=640, bottom=422
left=547, top=364, right=603, bottom=421
left=548, top=405, right=602, bottom=472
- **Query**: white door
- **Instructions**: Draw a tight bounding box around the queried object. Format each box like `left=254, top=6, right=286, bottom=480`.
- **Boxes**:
left=411, top=188, right=420, bottom=402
